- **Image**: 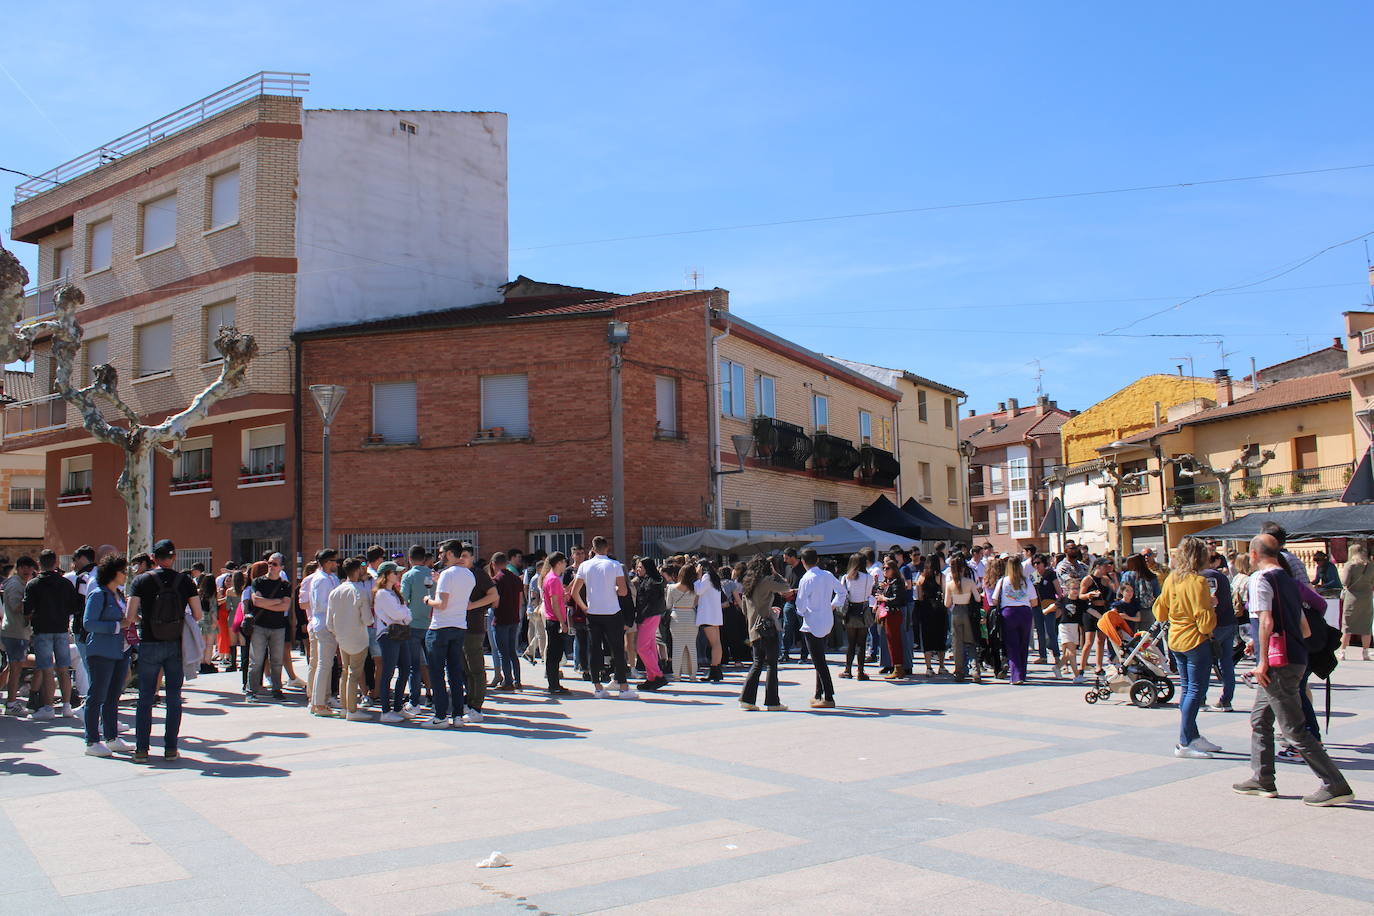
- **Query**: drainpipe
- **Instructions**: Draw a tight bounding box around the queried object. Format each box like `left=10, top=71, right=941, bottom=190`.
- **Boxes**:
left=709, top=301, right=730, bottom=529
left=891, top=395, right=902, bottom=503
left=293, top=335, right=303, bottom=571
left=1154, top=439, right=1171, bottom=550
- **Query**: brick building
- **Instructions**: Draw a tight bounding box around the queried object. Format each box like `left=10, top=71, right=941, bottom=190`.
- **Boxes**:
left=0, top=369, right=45, bottom=563
left=2, top=72, right=507, bottom=566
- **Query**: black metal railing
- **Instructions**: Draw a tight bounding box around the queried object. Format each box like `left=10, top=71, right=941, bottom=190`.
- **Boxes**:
left=813, top=433, right=861, bottom=480
left=751, top=416, right=812, bottom=471
left=1168, top=462, right=1354, bottom=508
left=859, top=444, right=900, bottom=488
left=969, top=479, right=985, bottom=498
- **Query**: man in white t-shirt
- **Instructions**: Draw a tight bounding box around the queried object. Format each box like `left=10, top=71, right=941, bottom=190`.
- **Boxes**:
left=421, top=540, right=478, bottom=727
left=570, top=536, right=636, bottom=699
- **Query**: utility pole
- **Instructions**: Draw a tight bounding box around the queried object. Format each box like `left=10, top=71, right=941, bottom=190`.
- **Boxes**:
left=608, top=321, right=630, bottom=561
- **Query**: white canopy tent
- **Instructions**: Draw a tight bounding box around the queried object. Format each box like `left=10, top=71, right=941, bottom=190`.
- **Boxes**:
left=657, top=528, right=816, bottom=555
left=786, top=517, right=920, bottom=555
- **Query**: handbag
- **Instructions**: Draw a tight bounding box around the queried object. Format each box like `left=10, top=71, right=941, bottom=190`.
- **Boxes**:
left=1267, top=631, right=1288, bottom=667
left=386, top=622, right=412, bottom=641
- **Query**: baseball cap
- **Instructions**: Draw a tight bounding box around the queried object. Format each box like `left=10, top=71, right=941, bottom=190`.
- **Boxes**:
left=152, top=539, right=176, bottom=559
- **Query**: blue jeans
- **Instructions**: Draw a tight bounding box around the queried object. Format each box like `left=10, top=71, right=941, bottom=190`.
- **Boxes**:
left=135, top=640, right=184, bottom=753
left=424, top=627, right=467, bottom=719
left=493, top=623, right=521, bottom=685
left=378, top=633, right=411, bottom=713
left=84, top=653, right=129, bottom=744
left=1175, top=642, right=1212, bottom=747
left=32, top=632, right=71, bottom=670
left=871, top=623, right=887, bottom=666
left=405, top=632, right=427, bottom=703
left=1033, top=604, right=1060, bottom=663
left=1211, top=624, right=1239, bottom=706
left=782, top=602, right=807, bottom=659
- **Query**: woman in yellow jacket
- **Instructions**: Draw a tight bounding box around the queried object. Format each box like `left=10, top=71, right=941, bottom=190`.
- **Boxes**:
left=1155, top=537, right=1219, bottom=759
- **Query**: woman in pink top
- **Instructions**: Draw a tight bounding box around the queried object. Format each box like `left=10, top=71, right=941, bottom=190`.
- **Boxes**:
left=541, top=552, right=570, bottom=696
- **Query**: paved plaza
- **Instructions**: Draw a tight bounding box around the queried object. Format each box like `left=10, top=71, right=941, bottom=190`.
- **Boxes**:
left=3, top=655, right=1374, bottom=915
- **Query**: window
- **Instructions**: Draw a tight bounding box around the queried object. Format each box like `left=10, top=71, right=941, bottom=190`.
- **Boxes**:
left=944, top=397, right=954, bottom=428
left=1008, top=457, right=1029, bottom=491
left=8, top=476, right=45, bottom=511
left=244, top=425, right=286, bottom=478
left=85, top=336, right=108, bottom=382
left=399, top=120, right=418, bottom=135
left=995, top=503, right=1009, bottom=535
left=754, top=373, right=776, bottom=418
left=919, top=461, right=932, bottom=500
left=917, top=390, right=928, bottom=422
left=87, top=219, right=112, bottom=272
left=178, top=548, right=213, bottom=571
left=719, top=359, right=745, bottom=417
left=1011, top=498, right=1031, bottom=535
left=137, top=319, right=173, bottom=377
left=372, top=381, right=418, bottom=444
left=203, top=300, right=235, bottom=362
left=481, top=373, right=529, bottom=436
left=53, top=246, right=72, bottom=281
left=655, top=375, right=679, bottom=435
left=208, top=168, right=239, bottom=229
left=139, top=192, right=177, bottom=253
left=990, top=466, right=1004, bottom=494
left=812, top=393, right=829, bottom=430
left=529, top=529, right=581, bottom=556
left=174, top=436, right=213, bottom=486
left=946, top=466, right=958, bottom=503
left=63, top=455, right=93, bottom=495
left=724, top=509, right=752, bottom=530
left=859, top=410, right=872, bottom=443
left=813, top=500, right=839, bottom=524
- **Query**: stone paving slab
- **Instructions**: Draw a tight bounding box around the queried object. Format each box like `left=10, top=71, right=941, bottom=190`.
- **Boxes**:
left=2, top=652, right=1373, bottom=914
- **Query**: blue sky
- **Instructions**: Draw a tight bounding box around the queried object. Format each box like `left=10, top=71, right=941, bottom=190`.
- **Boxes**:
left=5, top=0, right=1374, bottom=412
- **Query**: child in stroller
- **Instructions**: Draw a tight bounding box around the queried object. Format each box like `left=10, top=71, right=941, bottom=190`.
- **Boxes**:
left=1084, top=611, right=1175, bottom=708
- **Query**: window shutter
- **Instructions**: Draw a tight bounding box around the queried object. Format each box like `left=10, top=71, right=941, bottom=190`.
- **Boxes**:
left=141, top=193, right=177, bottom=252
left=248, top=426, right=286, bottom=451
left=138, top=320, right=173, bottom=376
left=204, top=301, right=235, bottom=360
left=481, top=374, right=529, bottom=436
left=86, top=337, right=108, bottom=373
left=210, top=168, right=240, bottom=228
left=372, top=382, right=417, bottom=443
left=655, top=376, right=677, bottom=433
left=89, top=220, right=112, bottom=271
left=54, top=246, right=72, bottom=280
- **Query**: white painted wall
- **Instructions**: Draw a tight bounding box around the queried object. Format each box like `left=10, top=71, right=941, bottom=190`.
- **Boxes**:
left=1062, top=474, right=1109, bottom=552
left=294, top=110, right=508, bottom=332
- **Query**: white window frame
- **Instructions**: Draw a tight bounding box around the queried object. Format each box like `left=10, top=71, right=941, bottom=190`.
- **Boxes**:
left=719, top=359, right=745, bottom=418
left=1008, top=456, right=1029, bottom=492
left=87, top=218, right=112, bottom=273
left=241, top=425, right=287, bottom=486
left=528, top=529, right=581, bottom=556
left=480, top=373, right=530, bottom=437
left=62, top=454, right=93, bottom=497
left=813, top=393, right=829, bottom=431
left=655, top=375, right=679, bottom=436
left=173, top=436, right=213, bottom=492
left=203, top=300, right=235, bottom=363
left=371, top=381, right=418, bottom=444
left=990, top=466, right=1004, bottom=495
left=754, top=372, right=776, bottom=418
left=8, top=476, right=45, bottom=512
left=1011, top=497, right=1032, bottom=535
left=995, top=503, right=1010, bottom=535
left=859, top=410, right=872, bottom=444
left=208, top=167, right=240, bottom=230
left=136, top=318, right=173, bottom=378
left=139, top=191, right=178, bottom=255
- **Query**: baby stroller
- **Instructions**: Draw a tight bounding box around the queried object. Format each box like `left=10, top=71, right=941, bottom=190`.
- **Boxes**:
left=1084, top=612, right=1174, bottom=708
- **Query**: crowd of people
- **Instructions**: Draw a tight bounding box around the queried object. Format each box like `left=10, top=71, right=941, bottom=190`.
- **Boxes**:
left=0, top=523, right=1364, bottom=806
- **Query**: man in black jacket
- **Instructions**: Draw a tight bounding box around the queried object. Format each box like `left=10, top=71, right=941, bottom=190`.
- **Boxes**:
left=24, top=550, right=81, bottom=720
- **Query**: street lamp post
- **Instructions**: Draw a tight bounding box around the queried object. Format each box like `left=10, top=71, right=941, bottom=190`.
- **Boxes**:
left=308, top=384, right=346, bottom=551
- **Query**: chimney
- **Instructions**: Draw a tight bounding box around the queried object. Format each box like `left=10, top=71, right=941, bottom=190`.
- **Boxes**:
left=1153, top=401, right=1162, bottom=425
left=1334, top=336, right=1344, bottom=351
left=967, top=408, right=977, bottom=418
left=1007, top=397, right=1019, bottom=416
left=1214, top=368, right=1233, bottom=407
left=1035, top=394, right=1050, bottom=416
left=987, top=415, right=997, bottom=430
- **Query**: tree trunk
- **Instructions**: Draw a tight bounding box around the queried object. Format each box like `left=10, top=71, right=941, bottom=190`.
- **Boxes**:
left=118, top=442, right=155, bottom=560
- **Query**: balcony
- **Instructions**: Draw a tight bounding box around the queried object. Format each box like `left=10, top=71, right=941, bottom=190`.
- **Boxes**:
left=1168, top=463, right=1354, bottom=513
left=813, top=433, right=862, bottom=480
left=858, top=444, right=900, bottom=488
left=3, top=393, right=67, bottom=439
left=969, top=479, right=985, bottom=498
left=751, top=416, right=812, bottom=471
left=238, top=463, right=286, bottom=488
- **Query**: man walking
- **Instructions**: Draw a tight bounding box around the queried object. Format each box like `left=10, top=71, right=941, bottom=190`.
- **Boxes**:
left=125, top=540, right=202, bottom=762
left=305, top=549, right=341, bottom=717
left=1234, top=534, right=1353, bottom=806
left=24, top=550, right=81, bottom=720
left=795, top=548, right=842, bottom=708
left=571, top=536, right=637, bottom=698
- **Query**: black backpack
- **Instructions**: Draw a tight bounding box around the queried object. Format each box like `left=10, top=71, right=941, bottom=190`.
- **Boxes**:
left=148, top=571, right=186, bottom=642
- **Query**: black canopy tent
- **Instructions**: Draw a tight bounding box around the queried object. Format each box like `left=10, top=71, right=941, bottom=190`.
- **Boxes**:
left=1038, top=496, right=1080, bottom=535
left=1192, top=504, right=1374, bottom=541
left=900, top=497, right=972, bottom=543
left=852, top=495, right=927, bottom=541
left=1340, top=448, right=1374, bottom=504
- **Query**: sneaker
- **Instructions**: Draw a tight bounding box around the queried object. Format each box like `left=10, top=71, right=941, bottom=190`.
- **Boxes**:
left=1204, top=702, right=1234, bottom=713
left=1232, top=778, right=1278, bottom=798
left=765, top=704, right=789, bottom=712
left=310, top=706, right=337, bottom=718
left=739, top=702, right=760, bottom=711
left=593, top=688, right=611, bottom=699
left=361, top=696, right=376, bottom=709
left=856, top=673, right=870, bottom=682
left=810, top=698, right=836, bottom=709
left=199, top=662, right=219, bottom=675
left=244, top=692, right=260, bottom=703
left=420, top=716, right=450, bottom=729
left=1190, top=736, right=1223, bottom=754
left=60, top=703, right=77, bottom=718
left=107, top=737, right=134, bottom=753
left=345, top=710, right=370, bottom=722
left=32, top=706, right=55, bottom=721
left=1303, top=785, right=1356, bottom=807
left=288, top=677, right=307, bottom=689
left=463, top=708, right=483, bottom=724
left=617, top=688, right=639, bottom=699
left=1174, top=744, right=1213, bottom=759
left=327, top=697, right=342, bottom=709
left=133, top=749, right=150, bottom=764
left=85, top=742, right=113, bottom=757
left=1072, top=675, right=1085, bottom=685
left=398, top=706, right=417, bottom=719
left=402, top=702, right=420, bottom=716
left=380, top=711, right=405, bottom=723
left=164, top=749, right=179, bottom=761
left=6, top=701, right=27, bottom=717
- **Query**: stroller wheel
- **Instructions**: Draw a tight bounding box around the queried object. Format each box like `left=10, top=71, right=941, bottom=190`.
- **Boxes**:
left=1084, top=690, right=1099, bottom=704
left=1129, top=680, right=1158, bottom=708
left=1155, top=680, right=1175, bottom=704
left=1096, top=687, right=1112, bottom=699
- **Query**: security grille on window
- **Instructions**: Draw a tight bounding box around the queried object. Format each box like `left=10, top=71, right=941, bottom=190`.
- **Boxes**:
left=63, top=455, right=93, bottom=494
left=528, top=529, right=581, bottom=556
left=481, top=373, right=529, bottom=437
left=813, top=500, right=839, bottom=524
left=719, top=360, right=745, bottom=417
left=203, top=301, right=235, bottom=361
left=917, top=390, right=928, bottom=422
left=655, top=375, right=678, bottom=435
left=85, top=336, right=109, bottom=382
left=340, top=530, right=480, bottom=559
left=754, top=373, right=776, bottom=418
left=246, top=425, right=286, bottom=476
left=209, top=167, right=240, bottom=229
left=8, top=477, right=45, bottom=511
left=140, top=192, right=177, bottom=253
left=137, top=319, right=173, bottom=376
left=175, top=436, right=213, bottom=483
left=178, top=548, right=213, bottom=572
left=88, top=219, right=112, bottom=272
left=372, top=381, right=418, bottom=443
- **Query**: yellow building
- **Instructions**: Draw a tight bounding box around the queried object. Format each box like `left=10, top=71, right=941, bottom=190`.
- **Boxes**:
left=1343, top=309, right=1374, bottom=453
left=1098, top=370, right=1353, bottom=551
left=1060, top=373, right=1218, bottom=466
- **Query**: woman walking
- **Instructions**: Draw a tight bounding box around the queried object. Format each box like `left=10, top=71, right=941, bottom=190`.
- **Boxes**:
left=914, top=560, right=949, bottom=677
left=82, top=556, right=134, bottom=757
left=1153, top=537, right=1220, bottom=758
left=738, top=554, right=792, bottom=711
left=632, top=558, right=668, bottom=691
left=992, top=557, right=1037, bottom=684
left=667, top=564, right=700, bottom=682
left=1079, top=558, right=1115, bottom=676
left=944, top=554, right=982, bottom=683
left=877, top=559, right=910, bottom=680
left=838, top=554, right=875, bottom=680
left=541, top=552, right=570, bottom=695
left=1341, top=543, right=1374, bottom=660
left=694, top=562, right=726, bottom=682
left=372, top=562, right=413, bottom=723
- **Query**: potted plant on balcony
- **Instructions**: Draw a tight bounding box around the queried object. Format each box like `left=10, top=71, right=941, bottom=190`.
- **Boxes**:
left=1268, top=484, right=1285, bottom=497
left=1289, top=474, right=1305, bottom=495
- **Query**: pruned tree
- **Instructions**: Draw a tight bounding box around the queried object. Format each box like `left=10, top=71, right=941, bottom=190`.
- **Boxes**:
left=1171, top=448, right=1275, bottom=525
left=1, top=242, right=258, bottom=559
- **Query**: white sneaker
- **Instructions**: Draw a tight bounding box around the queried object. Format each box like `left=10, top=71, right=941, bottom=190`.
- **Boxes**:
left=6, top=701, right=27, bottom=717
left=463, top=708, right=483, bottom=724
left=60, top=703, right=77, bottom=718
left=617, top=688, right=639, bottom=699
left=420, top=716, right=449, bottom=729
left=32, top=706, right=55, bottom=721
left=288, top=677, right=307, bottom=689
left=327, top=697, right=342, bottom=709
left=402, top=702, right=420, bottom=715
left=447, top=716, right=465, bottom=728
left=398, top=706, right=417, bottom=719
left=380, top=711, right=405, bottom=723
left=593, top=688, right=611, bottom=699
left=107, top=737, right=134, bottom=753
left=1190, top=736, right=1223, bottom=754
left=1175, top=744, right=1213, bottom=759
left=85, top=741, right=113, bottom=757
left=345, top=710, right=371, bottom=722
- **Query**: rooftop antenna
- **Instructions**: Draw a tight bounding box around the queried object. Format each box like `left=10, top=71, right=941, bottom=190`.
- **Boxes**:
left=1365, top=241, right=1373, bottom=305
left=1212, top=337, right=1237, bottom=370
left=685, top=267, right=703, bottom=290
left=1031, top=358, right=1044, bottom=397
left=1170, top=353, right=1195, bottom=378
left=1298, top=334, right=1311, bottom=354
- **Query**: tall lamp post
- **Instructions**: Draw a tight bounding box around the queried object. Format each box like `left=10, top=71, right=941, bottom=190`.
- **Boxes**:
left=309, top=384, right=347, bottom=551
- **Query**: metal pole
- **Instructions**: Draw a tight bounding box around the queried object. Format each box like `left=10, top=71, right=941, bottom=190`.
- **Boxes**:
left=610, top=342, right=626, bottom=561
left=321, top=422, right=332, bottom=550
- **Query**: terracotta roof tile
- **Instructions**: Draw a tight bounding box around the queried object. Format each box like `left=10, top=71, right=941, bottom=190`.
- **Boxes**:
left=2, top=370, right=36, bottom=403
left=960, top=408, right=1069, bottom=448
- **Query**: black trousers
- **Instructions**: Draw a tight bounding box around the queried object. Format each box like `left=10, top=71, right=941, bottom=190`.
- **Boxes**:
left=740, top=637, right=780, bottom=707
left=806, top=633, right=834, bottom=701
left=545, top=620, right=565, bottom=688
left=588, top=614, right=629, bottom=686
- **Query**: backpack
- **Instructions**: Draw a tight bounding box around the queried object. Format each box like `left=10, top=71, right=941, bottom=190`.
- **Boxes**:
left=149, top=571, right=186, bottom=642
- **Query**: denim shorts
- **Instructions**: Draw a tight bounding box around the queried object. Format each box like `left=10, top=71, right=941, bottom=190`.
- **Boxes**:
left=367, top=628, right=382, bottom=658
left=32, top=632, right=72, bottom=670
left=2, top=636, right=30, bottom=665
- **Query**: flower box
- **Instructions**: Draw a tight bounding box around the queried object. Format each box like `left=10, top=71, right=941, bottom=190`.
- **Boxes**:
left=170, top=478, right=212, bottom=494
left=238, top=470, right=285, bottom=486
